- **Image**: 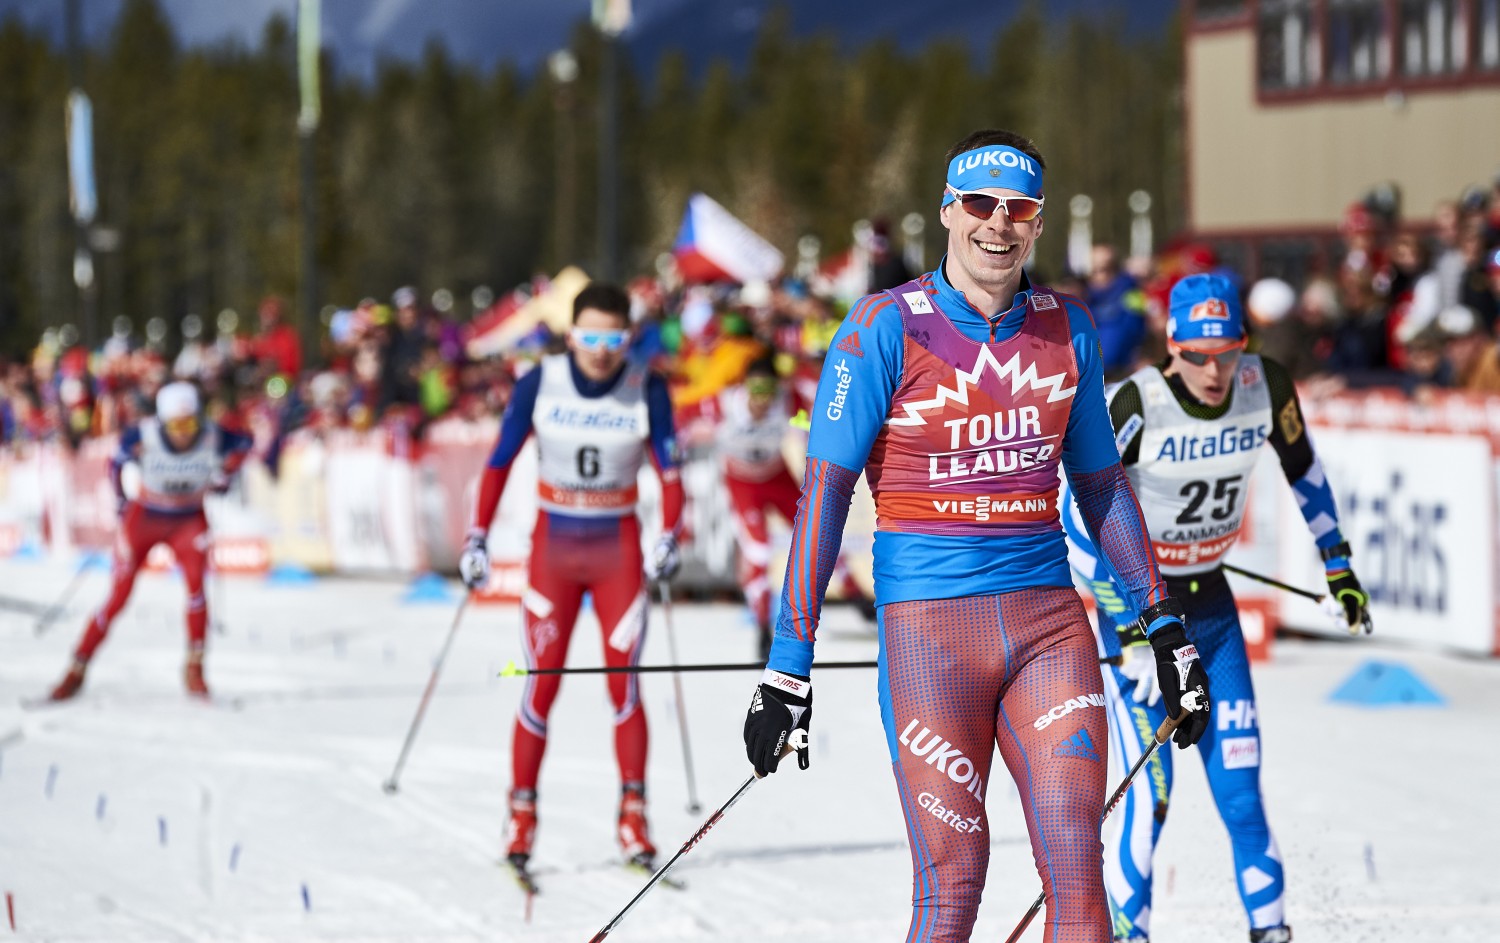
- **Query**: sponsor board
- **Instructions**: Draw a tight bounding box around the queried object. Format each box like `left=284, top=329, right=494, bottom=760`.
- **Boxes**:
left=1273, top=428, right=1495, bottom=655
left=143, top=537, right=270, bottom=574
left=473, top=561, right=528, bottom=603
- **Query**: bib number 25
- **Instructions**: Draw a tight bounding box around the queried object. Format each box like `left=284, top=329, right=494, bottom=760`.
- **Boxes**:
left=1176, top=474, right=1242, bottom=524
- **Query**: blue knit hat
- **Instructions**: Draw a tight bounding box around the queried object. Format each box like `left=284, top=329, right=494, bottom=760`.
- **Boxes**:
left=1167, top=274, right=1244, bottom=343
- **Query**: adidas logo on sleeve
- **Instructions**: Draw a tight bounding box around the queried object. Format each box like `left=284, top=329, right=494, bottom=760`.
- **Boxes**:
left=835, top=331, right=864, bottom=358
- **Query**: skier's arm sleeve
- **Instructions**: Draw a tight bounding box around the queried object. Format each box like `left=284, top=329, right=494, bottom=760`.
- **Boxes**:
left=1062, top=486, right=1136, bottom=632
left=767, top=294, right=903, bottom=676
left=218, top=427, right=254, bottom=476
left=1264, top=357, right=1344, bottom=550
left=645, top=372, right=685, bottom=536
left=472, top=367, right=541, bottom=532
left=1059, top=297, right=1167, bottom=613
left=765, top=458, right=862, bottom=676
left=110, top=426, right=143, bottom=502
left=1063, top=379, right=1144, bottom=587
left=1108, top=380, right=1145, bottom=467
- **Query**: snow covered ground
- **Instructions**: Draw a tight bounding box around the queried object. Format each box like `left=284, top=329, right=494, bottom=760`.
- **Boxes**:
left=0, top=554, right=1497, bottom=942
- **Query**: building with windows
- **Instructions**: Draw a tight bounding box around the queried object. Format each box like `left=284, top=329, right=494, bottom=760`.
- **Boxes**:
left=1185, top=0, right=1500, bottom=280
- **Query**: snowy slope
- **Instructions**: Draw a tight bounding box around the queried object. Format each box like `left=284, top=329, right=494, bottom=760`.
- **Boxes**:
left=0, top=555, right=1496, bottom=942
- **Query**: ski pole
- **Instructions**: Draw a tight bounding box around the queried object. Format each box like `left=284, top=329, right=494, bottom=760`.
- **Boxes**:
left=1223, top=562, right=1370, bottom=636
left=382, top=593, right=471, bottom=795
left=0, top=594, right=48, bottom=615
left=1221, top=563, right=1323, bottom=602
left=34, top=557, right=95, bottom=637
left=500, top=659, right=878, bottom=677
left=658, top=580, right=703, bottom=814
left=211, top=555, right=228, bottom=636
left=588, top=730, right=807, bottom=943
left=503, top=658, right=1110, bottom=676
left=1002, top=692, right=1203, bottom=943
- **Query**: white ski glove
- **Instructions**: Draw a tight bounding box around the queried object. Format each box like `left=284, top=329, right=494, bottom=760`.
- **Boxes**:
left=647, top=533, right=680, bottom=582
left=458, top=527, right=490, bottom=590
left=1118, top=641, right=1162, bottom=706
left=1319, top=594, right=1351, bottom=633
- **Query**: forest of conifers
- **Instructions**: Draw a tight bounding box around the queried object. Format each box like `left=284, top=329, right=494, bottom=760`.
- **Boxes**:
left=0, top=0, right=1181, bottom=353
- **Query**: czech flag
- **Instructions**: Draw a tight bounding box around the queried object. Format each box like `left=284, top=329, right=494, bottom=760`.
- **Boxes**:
left=672, top=193, right=784, bottom=285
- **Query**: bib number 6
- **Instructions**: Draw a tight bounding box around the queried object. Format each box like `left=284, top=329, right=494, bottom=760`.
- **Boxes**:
left=576, top=445, right=601, bottom=480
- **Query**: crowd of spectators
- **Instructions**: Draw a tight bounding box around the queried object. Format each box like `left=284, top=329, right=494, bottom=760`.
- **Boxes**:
left=1049, top=179, right=1500, bottom=397
left=1240, top=187, right=1500, bottom=398
left=5, top=178, right=1500, bottom=458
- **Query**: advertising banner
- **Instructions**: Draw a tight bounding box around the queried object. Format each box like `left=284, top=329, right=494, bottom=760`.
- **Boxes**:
left=0, top=444, right=48, bottom=555
left=256, top=433, right=334, bottom=571
left=1, top=388, right=1491, bottom=657
left=1273, top=428, right=1495, bottom=655
left=324, top=432, right=421, bottom=574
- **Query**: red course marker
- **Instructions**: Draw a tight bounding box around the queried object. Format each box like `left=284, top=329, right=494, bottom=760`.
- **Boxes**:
left=7, top=890, right=15, bottom=931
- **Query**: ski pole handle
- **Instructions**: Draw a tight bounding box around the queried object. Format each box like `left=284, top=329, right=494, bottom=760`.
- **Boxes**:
left=1153, top=689, right=1204, bottom=744
left=754, top=729, right=808, bottom=781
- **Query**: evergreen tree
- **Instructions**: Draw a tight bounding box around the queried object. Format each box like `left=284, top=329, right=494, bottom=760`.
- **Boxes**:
left=0, top=0, right=1185, bottom=357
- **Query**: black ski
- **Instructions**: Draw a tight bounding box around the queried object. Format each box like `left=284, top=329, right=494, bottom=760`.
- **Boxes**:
left=624, top=855, right=686, bottom=890
left=506, top=854, right=540, bottom=895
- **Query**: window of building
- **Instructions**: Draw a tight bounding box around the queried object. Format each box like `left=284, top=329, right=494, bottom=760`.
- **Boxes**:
left=1477, top=0, right=1500, bottom=69
left=1259, top=0, right=1321, bottom=89
left=1194, top=0, right=1249, bottom=23
left=1327, top=0, right=1389, bottom=84
left=1399, top=0, right=1465, bottom=75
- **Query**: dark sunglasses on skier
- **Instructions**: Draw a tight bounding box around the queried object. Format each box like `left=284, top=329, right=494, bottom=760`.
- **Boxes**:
left=1169, top=337, right=1247, bottom=367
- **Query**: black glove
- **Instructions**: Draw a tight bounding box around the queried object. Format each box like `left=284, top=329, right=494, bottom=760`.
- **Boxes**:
left=1139, top=597, right=1211, bottom=749
left=743, top=669, right=812, bottom=776
left=1322, top=541, right=1373, bottom=635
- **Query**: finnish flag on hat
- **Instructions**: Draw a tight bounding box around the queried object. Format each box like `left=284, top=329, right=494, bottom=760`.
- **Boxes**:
left=1167, top=274, right=1244, bottom=343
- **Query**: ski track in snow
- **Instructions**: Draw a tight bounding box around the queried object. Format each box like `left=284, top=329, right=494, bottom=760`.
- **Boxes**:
left=0, top=557, right=1497, bottom=941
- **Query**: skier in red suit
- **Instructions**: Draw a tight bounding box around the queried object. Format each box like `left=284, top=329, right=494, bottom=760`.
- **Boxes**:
left=49, top=382, right=251, bottom=701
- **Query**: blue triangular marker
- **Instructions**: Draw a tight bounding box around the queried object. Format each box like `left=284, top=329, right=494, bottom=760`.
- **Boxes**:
left=1329, top=660, right=1445, bottom=707
left=77, top=550, right=111, bottom=572
left=401, top=572, right=457, bottom=605
left=266, top=563, right=317, bottom=586
left=14, top=540, right=44, bottom=561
